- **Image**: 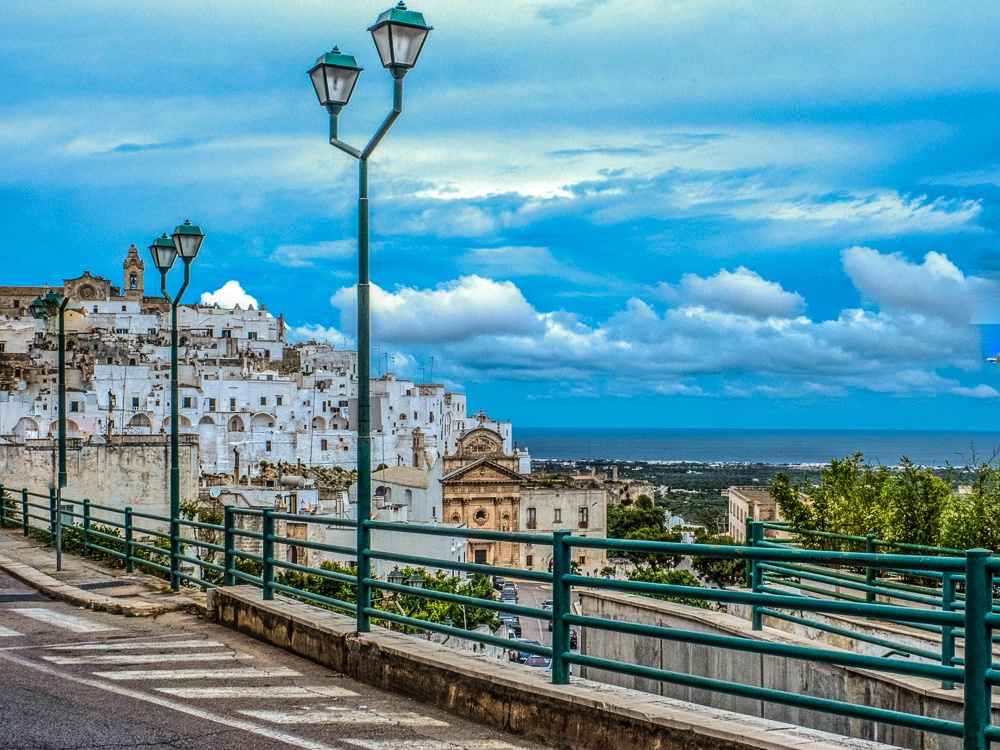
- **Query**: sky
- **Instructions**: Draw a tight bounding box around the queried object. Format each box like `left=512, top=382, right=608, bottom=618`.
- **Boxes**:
left=4, top=1, right=1000, bottom=430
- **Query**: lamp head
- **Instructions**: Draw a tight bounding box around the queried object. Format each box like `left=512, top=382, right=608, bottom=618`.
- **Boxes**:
left=149, top=234, right=178, bottom=273
left=172, top=220, right=204, bottom=261
left=308, top=46, right=364, bottom=113
left=387, top=566, right=404, bottom=586
left=368, top=2, right=432, bottom=78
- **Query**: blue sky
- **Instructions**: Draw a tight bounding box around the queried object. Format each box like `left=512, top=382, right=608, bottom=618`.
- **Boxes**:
left=5, top=1, right=1000, bottom=430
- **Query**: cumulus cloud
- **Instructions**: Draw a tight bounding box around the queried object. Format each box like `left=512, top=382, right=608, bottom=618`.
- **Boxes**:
left=287, top=323, right=351, bottom=346
left=331, top=275, right=544, bottom=345
left=841, top=246, right=997, bottom=323
left=200, top=281, right=258, bottom=310
left=306, top=248, right=995, bottom=401
left=661, top=267, right=805, bottom=319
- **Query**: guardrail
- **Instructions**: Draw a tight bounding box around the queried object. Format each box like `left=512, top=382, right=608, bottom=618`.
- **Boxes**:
left=1, top=485, right=996, bottom=749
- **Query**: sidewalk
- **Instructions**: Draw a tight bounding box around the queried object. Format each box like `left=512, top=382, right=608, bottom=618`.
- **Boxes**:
left=0, top=526, right=205, bottom=616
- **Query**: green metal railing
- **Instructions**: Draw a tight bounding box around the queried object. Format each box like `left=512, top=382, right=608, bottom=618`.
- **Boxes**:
left=0, top=484, right=995, bottom=749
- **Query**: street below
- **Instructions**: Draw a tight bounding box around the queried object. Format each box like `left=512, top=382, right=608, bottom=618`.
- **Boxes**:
left=0, top=569, right=554, bottom=750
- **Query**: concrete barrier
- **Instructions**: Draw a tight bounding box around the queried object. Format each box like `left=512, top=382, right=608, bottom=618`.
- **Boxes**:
left=208, top=586, right=896, bottom=750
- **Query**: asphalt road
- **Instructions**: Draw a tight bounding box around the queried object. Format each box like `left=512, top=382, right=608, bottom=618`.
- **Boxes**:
left=0, top=570, right=555, bottom=750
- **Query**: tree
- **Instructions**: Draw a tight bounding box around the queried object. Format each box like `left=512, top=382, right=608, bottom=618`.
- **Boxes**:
left=627, top=566, right=710, bottom=608
left=690, top=533, right=744, bottom=587
left=608, top=498, right=680, bottom=568
left=941, top=461, right=1000, bottom=553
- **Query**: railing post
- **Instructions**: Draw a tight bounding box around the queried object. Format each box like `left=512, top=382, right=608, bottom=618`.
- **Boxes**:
left=865, top=534, right=876, bottom=604
left=0, top=484, right=5, bottom=526
left=48, top=487, right=57, bottom=537
left=357, top=518, right=371, bottom=633
left=82, top=499, right=91, bottom=556
left=223, top=505, right=236, bottom=587
left=940, top=571, right=955, bottom=690
left=744, top=515, right=754, bottom=587
left=261, top=508, right=274, bottom=601
left=962, top=549, right=992, bottom=750
left=551, top=529, right=572, bottom=685
left=750, top=521, right=764, bottom=630
left=21, top=489, right=29, bottom=536
left=124, top=507, right=134, bottom=573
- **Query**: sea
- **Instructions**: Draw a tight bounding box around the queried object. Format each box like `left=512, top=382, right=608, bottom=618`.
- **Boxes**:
left=514, top=428, right=1000, bottom=468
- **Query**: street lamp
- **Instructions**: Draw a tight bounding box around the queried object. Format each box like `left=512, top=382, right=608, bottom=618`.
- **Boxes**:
left=149, top=220, right=205, bottom=590
left=405, top=571, right=425, bottom=589
left=310, top=2, right=431, bottom=633
left=387, top=566, right=404, bottom=587
left=30, top=291, right=73, bottom=572
left=29, top=292, right=71, bottom=491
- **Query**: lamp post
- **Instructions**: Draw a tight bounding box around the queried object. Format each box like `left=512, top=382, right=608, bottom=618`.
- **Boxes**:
left=309, top=1, right=431, bottom=633
left=148, top=221, right=205, bottom=590
left=30, top=291, right=71, bottom=571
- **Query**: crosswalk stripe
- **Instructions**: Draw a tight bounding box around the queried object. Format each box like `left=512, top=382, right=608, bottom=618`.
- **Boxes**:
left=10, top=608, right=117, bottom=633
left=0, top=626, right=23, bottom=637
left=44, top=651, right=249, bottom=665
left=46, top=639, right=226, bottom=651
left=240, top=709, right=448, bottom=727
left=157, top=686, right=358, bottom=699
left=94, top=667, right=300, bottom=681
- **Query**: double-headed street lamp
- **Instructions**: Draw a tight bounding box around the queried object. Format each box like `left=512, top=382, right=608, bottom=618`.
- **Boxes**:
left=148, top=220, right=205, bottom=590
left=309, top=2, right=431, bottom=632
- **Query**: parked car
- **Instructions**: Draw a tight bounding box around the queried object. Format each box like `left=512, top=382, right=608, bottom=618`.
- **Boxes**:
left=492, top=576, right=506, bottom=590
left=541, top=599, right=553, bottom=610
left=501, top=583, right=518, bottom=599
left=570, top=628, right=578, bottom=649
left=498, top=612, right=522, bottom=638
left=523, top=655, right=552, bottom=670
left=507, top=638, right=540, bottom=663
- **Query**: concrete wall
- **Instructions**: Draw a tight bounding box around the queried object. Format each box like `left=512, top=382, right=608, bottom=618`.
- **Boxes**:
left=579, top=589, right=998, bottom=750
left=0, top=438, right=197, bottom=523
left=209, top=586, right=897, bottom=750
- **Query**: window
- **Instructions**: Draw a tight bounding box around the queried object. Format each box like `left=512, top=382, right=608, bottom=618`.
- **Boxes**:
left=265, top=440, right=272, bottom=451
left=147, top=328, right=156, bottom=335
left=12, top=299, right=18, bottom=308
left=129, top=274, right=137, bottom=290
left=579, top=506, right=589, bottom=529
left=221, top=329, right=232, bottom=338
left=526, top=507, right=536, bottom=530
left=339, top=400, right=348, bottom=407
left=131, top=397, right=139, bottom=409
left=429, top=412, right=434, bottom=423
left=526, top=554, right=533, bottom=568
left=413, top=411, right=418, bottom=420
left=205, top=327, right=214, bottom=337
left=321, top=439, right=329, bottom=450
left=121, top=305, right=127, bottom=312
left=229, top=398, right=237, bottom=411
left=260, top=396, right=267, bottom=406
left=69, top=401, right=80, bottom=413
left=182, top=397, right=193, bottom=409
left=0, top=343, right=5, bottom=353
left=553, top=508, right=562, bottom=524
left=207, top=398, right=217, bottom=412
left=276, top=396, right=284, bottom=406
left=115, top=328, right=128, bottom=335
left=248, top=331, right=258, bottom=340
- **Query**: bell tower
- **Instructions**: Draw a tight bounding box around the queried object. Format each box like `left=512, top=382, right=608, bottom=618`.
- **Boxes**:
left=123, top=245, right=144, bottom=301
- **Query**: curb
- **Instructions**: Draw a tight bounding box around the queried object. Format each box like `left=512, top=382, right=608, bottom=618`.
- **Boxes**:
left=0, top=554, right=204, bottom=617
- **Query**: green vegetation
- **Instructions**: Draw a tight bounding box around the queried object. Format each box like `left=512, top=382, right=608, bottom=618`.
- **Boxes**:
left=627, top=566, right=710, bottom=609
left=771, top=453, right=1000, bottom=552
left=690, top=532, right=744, bottom=587
left=607, top=495, right=681, bottom=568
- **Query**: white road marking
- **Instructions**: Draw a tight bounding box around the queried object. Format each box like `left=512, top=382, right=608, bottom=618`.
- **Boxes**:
left=0, top=626, right=23, bottom=637
left=345, top=742, right=529, bottom=750
left=44, top=651, right=249, bottom=665
left=10, top=608, right=117, bottom=633
left=241, top=708, right=448, bottom=727
left=0, top=651, right=346, bottom=750
left=46, top=639, right=226, bottom=651
left=94, top=666, right=300, bottom=681
left=157, top=686, right=358, bottom=699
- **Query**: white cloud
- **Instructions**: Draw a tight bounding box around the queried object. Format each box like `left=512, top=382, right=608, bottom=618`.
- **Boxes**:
left=269, top=240, right=355, bottom=268
left=841, top=246, right=997, bottom=323
left=664, top=267, right=805, bottom=319
left=461, top=246, right=612, bottom=287
left=331, top=275, right=544, bottom=345
left=287, top=324, right=352, bottom=347
left=200, top=280, right=258, bottom=310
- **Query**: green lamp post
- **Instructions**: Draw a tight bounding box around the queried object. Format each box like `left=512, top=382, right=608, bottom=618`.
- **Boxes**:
left=148, top=220, right=205, bottom=590
left=29, top=292, right=71, bottom=491
left=30, top=291, right=72, bottom=571
left=309, top=2, right=431, bottom=633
